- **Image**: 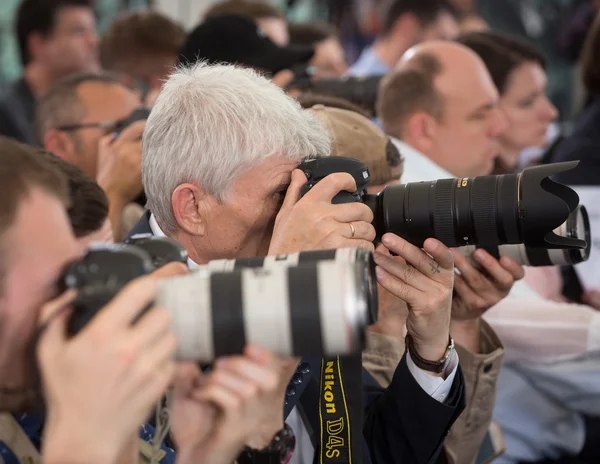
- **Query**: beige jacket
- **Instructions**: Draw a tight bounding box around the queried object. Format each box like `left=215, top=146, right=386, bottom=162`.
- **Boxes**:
left=362, top=320, right=504, bottom=464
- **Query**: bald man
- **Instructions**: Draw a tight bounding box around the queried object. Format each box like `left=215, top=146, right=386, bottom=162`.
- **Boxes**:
left=375, top=41, right=524, bottom=464
left=378, top=40, right=507, bottom=181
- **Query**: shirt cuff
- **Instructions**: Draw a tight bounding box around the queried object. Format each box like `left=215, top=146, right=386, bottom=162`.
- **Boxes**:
left=406, top=349, right=459, bottom=403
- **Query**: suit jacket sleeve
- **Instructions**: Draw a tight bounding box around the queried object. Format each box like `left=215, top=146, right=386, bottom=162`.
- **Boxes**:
left=363, top=326, right=502, bottom=464
left=362, top=352, right=465, bottom=464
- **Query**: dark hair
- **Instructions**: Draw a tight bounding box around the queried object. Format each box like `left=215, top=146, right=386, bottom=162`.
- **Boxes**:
left=288, top=21, right=336, bottom=47
left=0, top=137, right=69, bottom=289
left=35, top=71, right=125, bottom=144
left=381, top=0, right=450, bottom=35
left=296, top=93, right=371, bottom=118
left=16, top=0, right=94, bottom=66
left=581, top=13, right=600, bottom=95
left=100, top=11, right=186, bottom=79
left=458, top=30, right=546, bottom=94
left=204, top=0, right=284, bottom=20
left=377, top=53, right=444, bottom=138
left=37, top=151, right=108, bottom=237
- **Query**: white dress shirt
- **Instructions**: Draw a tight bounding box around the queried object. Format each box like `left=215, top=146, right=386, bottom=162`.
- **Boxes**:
left=149, top=210, right=458, bottom=462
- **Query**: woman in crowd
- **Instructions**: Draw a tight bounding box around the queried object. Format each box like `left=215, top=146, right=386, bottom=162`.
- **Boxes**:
left=550, top=12, right=600, bottom=186
left=458, top=30, right=559, bottom=174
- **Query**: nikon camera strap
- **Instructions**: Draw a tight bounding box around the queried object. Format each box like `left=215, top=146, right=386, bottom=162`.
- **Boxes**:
left=318, top=354, right=363, bottom=464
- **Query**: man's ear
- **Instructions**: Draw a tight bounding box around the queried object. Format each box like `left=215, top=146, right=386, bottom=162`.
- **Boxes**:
left=171, top=183, right=209, bottom=236
left=44, top=130, right=78, bottom=164
left=405, top=112, right=438, bottom=153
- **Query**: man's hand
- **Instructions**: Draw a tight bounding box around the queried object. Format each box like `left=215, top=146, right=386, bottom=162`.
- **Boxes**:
left=451, top=249, right=524, bottom=321
left=38, top=278, right=176, bottom=463
left=374, top=234, right=454, bottom=367
left=269, top=169, right=376, bottom=255
left=171, top=345, right=290, bottom=464
left=96, top=121, right=145, bottom=239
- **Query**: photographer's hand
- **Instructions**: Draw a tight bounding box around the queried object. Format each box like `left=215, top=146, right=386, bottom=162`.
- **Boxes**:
left=172, top=345, right=288, bottom=464
left=269, top=169, right=376, bottom=255
left=38, top=278, right=176, bottom=464
left=96, top=120, right=145, bottom=240
left=450, top=250, right=523, bottom=352
left=374, top=234, right=454, bottom=375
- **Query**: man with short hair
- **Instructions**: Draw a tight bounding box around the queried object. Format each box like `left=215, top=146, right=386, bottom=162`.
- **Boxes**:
left=0, top=0, right=99, bottom=144
left=378, top=40, right=507, bottom=181
left=133, top=61, right=467, bottom=464
left=100, top=11, right=186, bottom=101
left=36, top=72, right=145, bottom=241
left=348, top=0, right=459, bottom=77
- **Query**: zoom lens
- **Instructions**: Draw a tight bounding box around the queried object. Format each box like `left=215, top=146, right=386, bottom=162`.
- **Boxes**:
left=156, top=261, right=369, bottom=361
left=460, top=205, right=591, bottom=266
left=193, top=248, right=377, bottom=324
left=64, top=244, right=373, bottom=360
left=367, top=161, right=586, bottom=250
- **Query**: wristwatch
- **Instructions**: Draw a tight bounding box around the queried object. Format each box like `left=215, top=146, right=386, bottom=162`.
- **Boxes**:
left=405, top=334, right=455, bottom=374
left=237, top=423, right=296, bottom=464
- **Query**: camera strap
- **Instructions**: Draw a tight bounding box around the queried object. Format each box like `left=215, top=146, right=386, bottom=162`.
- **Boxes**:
left=318, top=355, right=363, bottom=464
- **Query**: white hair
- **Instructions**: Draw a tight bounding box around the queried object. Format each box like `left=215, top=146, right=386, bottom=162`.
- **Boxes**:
left=142, top=62, right=331, bottom=233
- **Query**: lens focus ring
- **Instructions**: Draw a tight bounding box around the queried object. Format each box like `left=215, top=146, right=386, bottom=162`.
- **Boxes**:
left=432, top=180, right=456, bottom=246
left=471, top=178, right=500, bottom=246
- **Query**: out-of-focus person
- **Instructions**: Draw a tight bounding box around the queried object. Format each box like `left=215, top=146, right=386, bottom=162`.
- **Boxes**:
left=379, top=39, right=600, bottom=464
left=458, top=31, right=558, bottom=174
left=551, top=12, right=600, bottom=186
left=100, top=10, right=186, bottom=104
left=288, top=21, right=348, bottom=76
left=36, top=72, right=145, bottom=241
left=130, top=61, right=467, bottom=464
left=38, top=151, right=113, bottom=247
left=308, top=103, right=513, bottom=464
left=0, top=0, right=99, bottom=144
left=348, top=0, right=459, bottom=77
left=203, top=0, right=289, bottom=46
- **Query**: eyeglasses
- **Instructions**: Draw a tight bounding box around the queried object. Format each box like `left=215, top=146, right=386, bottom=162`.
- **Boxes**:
left=56, top=117, right=130, bottom=135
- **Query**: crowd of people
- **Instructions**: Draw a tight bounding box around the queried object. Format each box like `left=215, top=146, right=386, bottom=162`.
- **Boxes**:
left=0, top=0, right=599, bottom=463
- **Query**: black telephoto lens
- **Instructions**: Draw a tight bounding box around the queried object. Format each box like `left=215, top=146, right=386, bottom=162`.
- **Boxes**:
left=298, top=157, right=586, bottom=251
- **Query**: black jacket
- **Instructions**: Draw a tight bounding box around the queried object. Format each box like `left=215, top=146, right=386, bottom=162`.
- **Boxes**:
left=127, top=211, right=466, bottom=463
left=550, top=97, right=600, bottom=186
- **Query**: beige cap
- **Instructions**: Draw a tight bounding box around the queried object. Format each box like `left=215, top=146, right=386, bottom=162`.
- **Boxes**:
left=309, top=104, right=402, bottom=186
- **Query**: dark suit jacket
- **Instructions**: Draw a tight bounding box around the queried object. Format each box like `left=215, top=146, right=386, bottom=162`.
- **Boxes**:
left=550, top=97, right=600, bottom=186
left=127, top=211, right=466, bottom=463
left=0, top=78, right=36, bottom=145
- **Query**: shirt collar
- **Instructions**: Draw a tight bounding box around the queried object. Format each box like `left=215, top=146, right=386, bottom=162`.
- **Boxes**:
left=391, top=137, right=454, bottom=183
left=149, top=213, right=201, bottom=270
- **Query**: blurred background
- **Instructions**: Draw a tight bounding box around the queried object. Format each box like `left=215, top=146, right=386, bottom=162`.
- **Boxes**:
left=0, top=0, right=596, bottom=124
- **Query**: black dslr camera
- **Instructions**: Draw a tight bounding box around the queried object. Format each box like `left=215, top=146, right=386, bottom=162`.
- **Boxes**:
left=298, top=157, right=588, bottom=252
left=63, top=237, right=187, bottom=335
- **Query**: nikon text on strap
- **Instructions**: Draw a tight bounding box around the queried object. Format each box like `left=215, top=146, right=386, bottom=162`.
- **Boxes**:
left=318, top=355, right=363, bottom=464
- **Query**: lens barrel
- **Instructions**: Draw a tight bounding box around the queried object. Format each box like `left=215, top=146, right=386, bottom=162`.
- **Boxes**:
left=369, top=161, right=586, bottom=250
left=157, top=260, right=369, bottom=361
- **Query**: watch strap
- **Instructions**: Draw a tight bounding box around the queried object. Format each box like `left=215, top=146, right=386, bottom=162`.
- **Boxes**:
left=405, top=334, right=455, bottom=374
